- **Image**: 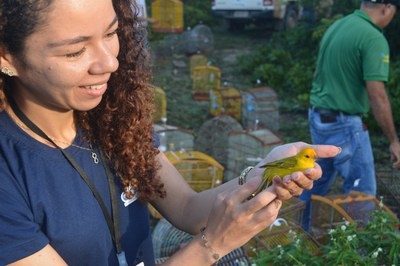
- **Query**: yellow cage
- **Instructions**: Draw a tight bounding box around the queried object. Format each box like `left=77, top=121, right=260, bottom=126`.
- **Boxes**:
left=310, top=191, right=399, bottom=244
left=151, top=85, right=167, bottom=123
left=165, top=150, right=224, bottom=192
left=191, top=65, right=221, bottom=101
left=189, top=54, right=208, bottom=75
left=209, top=87, right=242, bottom=122
left=151, top=0, right=183, bottom=33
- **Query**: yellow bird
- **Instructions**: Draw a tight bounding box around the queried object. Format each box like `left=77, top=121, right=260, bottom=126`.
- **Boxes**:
left=250, top=147, right=317, bottom=198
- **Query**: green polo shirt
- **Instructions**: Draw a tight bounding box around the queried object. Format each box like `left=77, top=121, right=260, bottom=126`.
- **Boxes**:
left=310, top=9, right=390, bottom=115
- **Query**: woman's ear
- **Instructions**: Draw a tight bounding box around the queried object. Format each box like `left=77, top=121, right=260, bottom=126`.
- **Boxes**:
left=0, top=51, right=18, bottom=77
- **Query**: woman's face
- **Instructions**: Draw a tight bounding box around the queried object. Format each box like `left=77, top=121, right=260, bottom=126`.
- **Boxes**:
left=10, top=0, right=120, bottom=112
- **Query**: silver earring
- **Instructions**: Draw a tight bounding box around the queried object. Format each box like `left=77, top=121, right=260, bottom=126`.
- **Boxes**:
left=1, top=67, right=15, bottom=77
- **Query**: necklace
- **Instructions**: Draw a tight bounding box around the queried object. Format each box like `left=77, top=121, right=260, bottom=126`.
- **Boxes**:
left=50, top=138, right=99, bottom=164
left=5, top=109, right=99, bottom=164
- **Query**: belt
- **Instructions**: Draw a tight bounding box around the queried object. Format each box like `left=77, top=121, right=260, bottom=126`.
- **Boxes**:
left=312, top=106, right=342, bottom=123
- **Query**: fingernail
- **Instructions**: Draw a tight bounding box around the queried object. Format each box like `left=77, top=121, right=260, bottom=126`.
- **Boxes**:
left=336, top=146, right=342, bottom=155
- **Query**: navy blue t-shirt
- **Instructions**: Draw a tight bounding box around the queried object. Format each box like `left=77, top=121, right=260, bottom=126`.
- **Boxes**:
left=0, top=111, right=155, bottom=266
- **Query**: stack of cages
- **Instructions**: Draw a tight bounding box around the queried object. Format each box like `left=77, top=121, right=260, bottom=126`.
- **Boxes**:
left=151, top=85, right=167, bottom=124
left=153, top=124, right=194, bottom=152
left=194, top=115, right=243, bottom=181
left=151, top=0, right=183, bottom=33
left=209, top=86, right=242, bottom=123
left=310, top=190, right=399, bottom=244
left=225, top=129, right=283, bottom=181
left=241, top=86, right=280, bottom=132
left=191, top=65, right=221, bottom=100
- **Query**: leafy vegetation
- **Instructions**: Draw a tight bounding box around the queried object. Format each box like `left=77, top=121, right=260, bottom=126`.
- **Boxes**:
left=251, top=202, right=400, bottom=266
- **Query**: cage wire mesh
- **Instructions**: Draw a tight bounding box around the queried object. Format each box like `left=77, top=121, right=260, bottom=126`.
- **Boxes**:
left=151, top=0, right=183, bottom=33
left=194, top=115, right=243, bottom=180
left=153, top=124, right=194, bottom=152
left=152, top=218, right=251, bottom=265
left=310, top=190, right=399, bottom=244
left=189, top=53, right=208, bottom=75
left=376, top=169, right=400, bottom=217
left=178, top=24, right=214, bottom=56
left=241, top=86, right=280, bottom=132
left=225, top=129, right=283, bottom=181
left=151, top=85, right=167, bottom=123
left=191, top=65, right=221, bottom=100
left=210, top=86, right=242, bottom=122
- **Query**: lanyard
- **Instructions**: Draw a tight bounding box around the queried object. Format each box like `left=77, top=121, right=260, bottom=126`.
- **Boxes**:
left=6, top=93, right=128, bottom=266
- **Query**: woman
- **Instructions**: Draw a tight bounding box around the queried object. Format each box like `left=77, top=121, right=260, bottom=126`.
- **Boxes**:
left=0, top=0, right=340, bottom=265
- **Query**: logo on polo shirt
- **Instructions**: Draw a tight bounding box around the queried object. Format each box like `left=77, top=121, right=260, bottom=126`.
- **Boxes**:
left=381, top=53, right=389, bottom=63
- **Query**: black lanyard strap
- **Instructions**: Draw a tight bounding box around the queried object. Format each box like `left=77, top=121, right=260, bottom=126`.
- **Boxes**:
left=6, top=93, right=123, bottom=254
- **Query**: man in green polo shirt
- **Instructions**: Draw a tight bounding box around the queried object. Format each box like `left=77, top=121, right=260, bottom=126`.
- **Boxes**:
left=300, top=0, right=400, bottom=230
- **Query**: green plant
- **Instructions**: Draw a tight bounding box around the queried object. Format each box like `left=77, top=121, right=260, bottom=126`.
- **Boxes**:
left=251, top=199, right=400, bottom=265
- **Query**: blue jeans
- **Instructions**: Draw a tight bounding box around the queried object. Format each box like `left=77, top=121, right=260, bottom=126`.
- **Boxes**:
left=299, top=107, right=376, bottom=230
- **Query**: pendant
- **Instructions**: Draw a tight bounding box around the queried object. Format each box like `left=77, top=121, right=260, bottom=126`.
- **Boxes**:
left=91, top=151, right=99, bottom=164
left=121, top=191, right=137, bottom=207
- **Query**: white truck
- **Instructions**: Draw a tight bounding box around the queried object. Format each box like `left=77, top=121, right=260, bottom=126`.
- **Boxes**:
left=211, top=0, right=302, bottom=30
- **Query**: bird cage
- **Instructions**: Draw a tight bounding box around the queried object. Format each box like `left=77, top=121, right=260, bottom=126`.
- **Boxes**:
left=152, top=218, right=251, bottom=264
left=189, top=54, right=208, bottom=75
left=209, top=87, right=242, bottom=122
left=225, top=129, right=283, bottom=181
left=194, top=115, right=243, bottom=175
left=151, top=85, right=167, bottom=123
left=376, top=170, right=400, bottom=216
left=151, top=0, right=183, bottom=33
left=154, top=124, right=194, bottom=152
left=243, top=219, right=321, bottom=262
left=241, top=86, right=280, bottom=131
left=179, top=24, right=214, bottom=56
left=191, top=65, right=221, bottom=101
left=164, top=150, right=224, bottom=192
left=310, top=190, right=399, bottom=244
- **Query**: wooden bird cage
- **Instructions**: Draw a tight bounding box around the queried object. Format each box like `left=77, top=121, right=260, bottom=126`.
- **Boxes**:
left=164, top=150, right=224, bottom=192
left=241, top=86, right=279, bottom=131
left=225, top=129, right=283, bottom=181
left=154, top=124, right=194, bottom=152
left=209, top=87, right=242, bottom=122
left=152, top=218, right=251, bottom=265
left=151, top=85, right=167, bottom=123
left=310, top=191, right=399, bottom=244
left=194, top=115, right=243, bottom=176
left=189, top=54, right=208, bottom=75
left=191, top=65, right=221, bottom=101
left=376, top=170, right=400, bottom=217
left=151, top=0, right=183, bottom=33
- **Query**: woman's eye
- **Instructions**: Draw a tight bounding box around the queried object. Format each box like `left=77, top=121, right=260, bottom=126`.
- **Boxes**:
left=65, top=47, right=86, bottom=58
left=106, top=29, right=118, bottom=39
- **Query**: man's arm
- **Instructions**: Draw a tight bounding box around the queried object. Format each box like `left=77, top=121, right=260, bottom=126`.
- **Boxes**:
left=366, top=80, right=400, bottom=167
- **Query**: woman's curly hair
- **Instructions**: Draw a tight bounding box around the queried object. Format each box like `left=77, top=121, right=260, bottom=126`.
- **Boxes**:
left=0, top=0, right=166, bottom=202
